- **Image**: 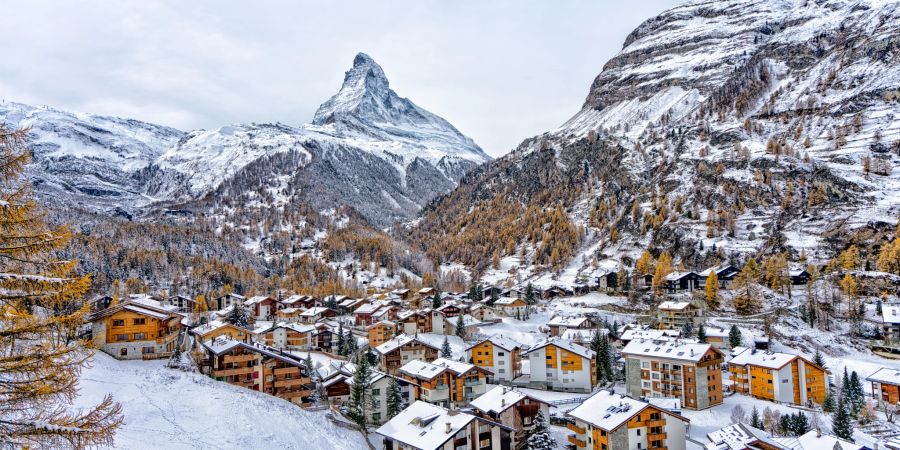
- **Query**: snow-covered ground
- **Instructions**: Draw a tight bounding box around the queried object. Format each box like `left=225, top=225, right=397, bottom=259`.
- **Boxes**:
left=75, top=352, right=368, bottom=450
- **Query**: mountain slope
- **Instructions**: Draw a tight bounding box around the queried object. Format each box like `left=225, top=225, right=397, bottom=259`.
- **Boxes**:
left=409, top=0, right=900, bottom=284
left=1, top=53, right=488, bottom=227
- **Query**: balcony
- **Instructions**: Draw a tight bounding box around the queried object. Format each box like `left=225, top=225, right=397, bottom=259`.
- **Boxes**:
left=278, top=389, right=312, bottom=399
left=274, top=378, right=309, bottom=388
left=273, top=366, right=301, bottom=376
left=566, top=423, right=586, bottom=434
left=141, top=351, right=172, bottom=360
left=213, top=366, right=256, bottom=377
left=224, top=354, right=258, bottom=364
left=567, top=435, right=586, bottom=447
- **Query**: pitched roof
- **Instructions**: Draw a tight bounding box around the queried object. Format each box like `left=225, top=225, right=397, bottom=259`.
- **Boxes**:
left=466, top=335, right=524, bottom=352
left=469, top=386, right=544, bottom=415
left=374, top=401, right=476, bottom=450
left=494, top=296, right=524, bottom=306
left=664, top=271, right=697, bottom=281
left=621, top=339, right=717, bottom=363
left=568, top=392, right=663, bottom=432
left=657, top=300, right=691, bottom=310
left=884, top=304, right=900, bottom=324
left=547, top=316, right=592, bottom=327
left=728, top=348, right=814, bottom=370
left=866, top=366, right=900, bottom=386
left=525, top=338, right=595, bottom=359
left=398, top=357, right=480, bottom=380
left=705, top=423, right=784, bottom=450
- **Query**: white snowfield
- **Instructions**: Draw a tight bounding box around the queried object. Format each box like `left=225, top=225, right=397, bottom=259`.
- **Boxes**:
left=75, top=352, right=368, bottom=450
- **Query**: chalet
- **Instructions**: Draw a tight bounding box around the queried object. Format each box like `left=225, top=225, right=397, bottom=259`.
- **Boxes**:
left=657, top=301, right=702, bottom=331
left=622, top=339, right=725, bottom=410
left=867, top=367, right=900, bottom=405
left=375, top=334, right=440, bottom=375
left=434, top=302, right=466, bottom=318
left=466, top=335, right=525, bottom=382
left=262, top=322, right=315, bottom=351
left=339, top=297, right=366, bottom=314
left=595, top=271, right=620, bottom=293
left=698, top=265, right=740, bottom=289
left=281, top=294, right=319, bottom=310
left=704, top=326, right=731, bottom=349
left=274, top=307, right=304, bottom=321
left=470, top=386, right=551, bottom=450
left=330, top=366, right=415, bottom=425
left=166, top=294, right=197, bottom=313
left=310, top=322, right=350, bottom=353
left=728, top=348, right=827, bottom=406
left=397, top=310, right=432, bottom=335
left=524, top=338, right=596, bottom=392
left=542, top=285, right=573, bottom=299
left=469, top=304, right=500, bottom=322
left=190, top=320, right=252, bottom=349
left=243, top=296, right=277, bottom=320
left=89, top=299, right=182, bottom=360
left=618, top=327, right=681, bottom=345
left=663, top=271, right=700, bottom=293
left=399, top=357, right=490, bottom=408
left=494, top=297, right=528, bottom=317
left=790, top=269, right=812, bottom=285
left=374, top=401, right=513, bottom=450
left=367, top=320, right=398, bottom=348
left=215, top=293, right=246, bottom=311
left=391, top=288, right=412, bottom=300
left=705, top=423, right=785, bottom=449
left=560, top=328, right=603, bottom=346
left=201, top=338, right=314, bottom=406
left=482, top=286, right=503, bottom=299
left=566, top=391, right=690, bottom=450
left=297, top=306, right=337, bottom=324
left=417, top=287, right=436, bottom=298
left=546, top=316, right=597, bottom=337
left=444, top=314, right=483, bottom=338
left=354, top=302, right=383, bottom=326
left=883, top=305, right=900, bottom=343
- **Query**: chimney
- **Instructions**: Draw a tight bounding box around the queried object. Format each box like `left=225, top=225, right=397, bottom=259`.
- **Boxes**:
left=501, top=398, right=506, bottom=407
left=816, top=427, right=821, bottom=438
left=445, top=422, right=452, bottom=434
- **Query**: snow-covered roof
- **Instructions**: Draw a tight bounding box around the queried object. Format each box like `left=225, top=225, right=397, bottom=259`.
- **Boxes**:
left=373, top=334, right=437, bottom=355
left=619, top=328, right=681, bottom=342
left=547, top=316, right=592, bottom=327
left=775, top=429, right=865, bottom=450
left=374, top=401, right=476, bottom=450
left=866, top=366, right=900, bottom=386
left=367, top=320, right=396, bottom=329
left=664, top=271, right=696, bottom=281
left=398, top=357, right=478, bottom=380
left=560, top=328, right=605, bottom=342
left=191, top=319, right=229, bottom=336
left=698, top=265, right=739, bottom=278
left=466, top=335, right=524, bottom=352
left=271, top=322, right=316, bottom=334
left=299, top=307, right=331, bottom=316
left=470, top=386, right=537, bottom=415
left=657, top=301, right=691, bottom=310
left=525, top=338, right=595, bottom=359
left=201, top=336, right=245, bottom=354
left=494, top=296, right=524, bottom=306
left=122, top=304, right=173, bottom=320
left=568, top=391, right=655, bottom=431
left=728, top=348, right=808, bottom=370
left=704, top=326, right=729, bottom=338
left=354, top=303, right=381, bottom=314
left=621, top=339, right=716, bottom=363
left=705, top=423, right=779, bottom=450
left=244, top=295, right=273, bottom=306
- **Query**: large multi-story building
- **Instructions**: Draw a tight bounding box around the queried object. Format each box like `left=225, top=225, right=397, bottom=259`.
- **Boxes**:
left=566, top=390, right=689, bottom=450
left=466, top=335, right=524, bottom=383
left=89, top=299, right=182, bottom=360
left=728, top=348, right=828, bottom=406
left=399, top=357, right=490, bottom=408
left=374, top=334, right=440, bottom=375
left=470, top=386, right=550, bottom=450
left=622, top=339, right=725, bottom=410
left=261, top=322, right=315, bottom=351
left=524, top=338, right=596, bottom=392
left=656, top=301, right=702, bottom=330
left=374, top=401, right=513, bottom=450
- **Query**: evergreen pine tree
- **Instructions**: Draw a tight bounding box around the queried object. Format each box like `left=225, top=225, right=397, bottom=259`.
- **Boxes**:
left=525, top=283, right=536, bottom=305
left=524, top=410, right=556, bottom=450
left=598, top=333, right=613, bottom=381
left=681, top=320, right=694, bottom=338
left=877, top=299, right=883, bottom=315
left=345, top=332, right=358, bottom=355
left=832, top=395, right=854, bottom=441
left=697, top=324, right=707, bottom=343
left=456, top=314, right=467, bottom=340
left=226, top=305, right=250, bottom=328
left=337, top=322, right=346, bottom=356
left=750, top=406, right=762, bottom=429
left=432, top=287, right=442, bottom=309
left=468, top=283, right=479, bottom=301
left=590, top=331, right=604, bottom=383
left=488, top=288, right=498, bottom=307
left=729, top=325, right=743, bottom=348
left=386, top=377, right=403, bottom=419
left=348, top=352, right=371, bottom=427
left=305, top=354, right=315, bottom=378
left=792, top=412, right=809, bottom=435
left=849, top=371, right=865, bottom=414
left=0, top=125, right=123, bottom=447
left=822, top=386, right=836, bottom=412
left=813, top=349, right=826, bottom=368
left=441, top=337, right=453, bottom=358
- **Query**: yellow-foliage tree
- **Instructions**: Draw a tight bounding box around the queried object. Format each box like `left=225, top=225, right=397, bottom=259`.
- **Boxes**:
left=636, top=250, right=654, bottom=275
left=838, top=245, right=860, bottom=271
left=877, top=238, right=900, bottom=274
left=705, top=271, right=719, bottom=308
left=733, top=260, right=761, bottom=314
left=0, top=125, right=122, bottom=447
left=651, top=251, right=673, bottom=294
left=195, top=293, right=208, bottom=313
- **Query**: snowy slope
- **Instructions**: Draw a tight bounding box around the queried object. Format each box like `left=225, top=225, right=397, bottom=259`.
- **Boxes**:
left=414, top=0, right=900, bottom=284
left=0, top=101, right=183, bottom=214
left=75, top=352, right=367, bottom=450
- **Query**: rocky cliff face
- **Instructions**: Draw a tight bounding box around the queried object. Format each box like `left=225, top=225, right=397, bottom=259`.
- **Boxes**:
left=412, top=0, right=900, bottom=282
left=0, top=53, right=489, bottom=227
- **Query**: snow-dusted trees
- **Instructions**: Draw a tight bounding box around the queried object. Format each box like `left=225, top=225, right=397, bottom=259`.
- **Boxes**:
left=386, top=377, right=403, bottom=420
left=524, top=410, right=555, bottom=450
left=0, top=125, right=123, bottom=448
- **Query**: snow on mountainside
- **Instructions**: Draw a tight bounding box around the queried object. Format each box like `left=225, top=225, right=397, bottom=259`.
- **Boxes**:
left=412, top=0, right=900, bottom=285
left=0, top=53, right=488, bottom=226
left=0, top=101, right=183, bottom=214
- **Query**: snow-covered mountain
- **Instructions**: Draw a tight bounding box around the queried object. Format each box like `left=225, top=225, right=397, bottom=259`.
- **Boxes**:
left=1, top=53, right=489, bottom=226
left=410, top=0, right=900, bottom=283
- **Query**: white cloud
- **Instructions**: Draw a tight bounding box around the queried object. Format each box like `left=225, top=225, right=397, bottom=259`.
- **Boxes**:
left=0, top=0, right=682, bottom=156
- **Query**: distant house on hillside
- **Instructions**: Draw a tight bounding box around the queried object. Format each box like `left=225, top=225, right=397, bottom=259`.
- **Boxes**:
left=698, top=264, right=740, bottom=289
left=663, top=271, right=700, bottom=293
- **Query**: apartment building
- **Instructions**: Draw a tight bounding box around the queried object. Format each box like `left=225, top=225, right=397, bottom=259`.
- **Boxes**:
left=728, top=348, right=827, bottom=406
left=656, top=301, right=702, bottom=330
left=566, top=391, right=689, bottom=450
left=399, top=357, right=490, bottom=408
left=466, top=335, right=525, bottom=383
left=622, top=339, right=725, bottom=410
left=524, top=338, right=596, bottom=393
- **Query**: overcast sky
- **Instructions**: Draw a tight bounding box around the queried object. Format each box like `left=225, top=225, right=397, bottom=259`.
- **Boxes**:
left=0, top=1, right=681, bottom=157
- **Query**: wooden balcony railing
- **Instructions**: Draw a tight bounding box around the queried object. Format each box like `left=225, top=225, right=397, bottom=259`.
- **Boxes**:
left=567, top=435, right=586, bottom=447
left=566, top=423, right=586, bottom=435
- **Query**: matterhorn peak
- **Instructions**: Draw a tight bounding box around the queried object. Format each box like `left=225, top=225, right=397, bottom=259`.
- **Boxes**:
left=312, top=52, right=394, bottom=126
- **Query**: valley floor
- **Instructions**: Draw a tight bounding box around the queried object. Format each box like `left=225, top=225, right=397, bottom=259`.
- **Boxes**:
left=75, top=352, right=369, bottom=450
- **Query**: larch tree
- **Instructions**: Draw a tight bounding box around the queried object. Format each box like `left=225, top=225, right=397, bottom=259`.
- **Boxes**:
left=0, top=125, right=123, bottom=448
left=705, top=271, right=719, bottom=308
left=651, top=251, right=673, bottom=294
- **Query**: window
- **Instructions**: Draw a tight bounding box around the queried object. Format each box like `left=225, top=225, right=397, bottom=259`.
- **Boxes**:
left=636, top=429, right=641, bottom=436
left=133, top=318, right=146, bottom=325
left=142, top=347, right=154, bottom=354
left=112, top=319, right=125, bottom=327
left=133, top=332, right=146, bottom=340
left=497, top=352, right=505, bottom=356
left=372, top=412, right=381, bottom=422
left=120, top=348, right=127, bottom=356
left=372, top=389, right=380, bottom=396
left=498, top=369, right=505, bottom=374
left=642, top=362, right=650, bottom=369
left=115, top=334, right=129, bottom=341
